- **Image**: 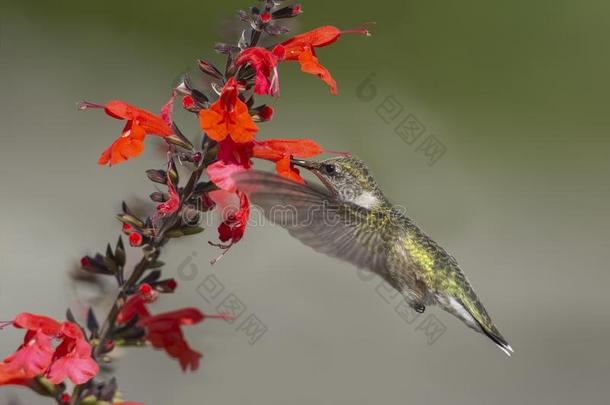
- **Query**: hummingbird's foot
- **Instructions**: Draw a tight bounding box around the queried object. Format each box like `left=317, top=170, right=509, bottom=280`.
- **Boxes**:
left=414, top=304, right=425, bottom=313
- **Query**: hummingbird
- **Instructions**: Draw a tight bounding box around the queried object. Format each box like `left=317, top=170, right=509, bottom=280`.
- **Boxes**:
left=234, top=156, right=513, bottom=356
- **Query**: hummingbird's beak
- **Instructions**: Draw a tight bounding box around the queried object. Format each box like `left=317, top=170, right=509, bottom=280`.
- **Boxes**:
left=291, top=158, right=320, bottom=171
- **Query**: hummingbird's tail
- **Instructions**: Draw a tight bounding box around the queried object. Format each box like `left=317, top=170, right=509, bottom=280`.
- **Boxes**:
left=436, top=294, right=513, bottom=356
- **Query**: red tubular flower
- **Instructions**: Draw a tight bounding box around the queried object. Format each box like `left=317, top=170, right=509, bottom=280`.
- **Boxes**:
left=117, top=296, right=227, bottom=371
left=2, top=331, right=54, bottom=377
left=13, top=313, right=62, bottom=336
left=252, top=138, right=324, bottom=183
left=217, top=191, right=250, bottom=245
left=138, top=308, right=228, bottom=372
left=1, top=314, right=99, bottom=385
left=279, top=26, right=370, bottom=95
left=155, top=173, right=180, bottom=218
left=198, top=78, right=258, bottom=143
left=0, top=363, right=30, bottom=387
left=235, top=47, right=285, bottom=96
left=46, top=324, right=98, bottom=385
left=117, top=295, right=151, bottom=325
left=207, top=138, right=254, bottom=192
left=79, top=100, right=174, bottom=166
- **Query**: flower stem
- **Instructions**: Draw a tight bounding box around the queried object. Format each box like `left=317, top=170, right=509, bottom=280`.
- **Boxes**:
left=70, top=149, right=209, bottom=405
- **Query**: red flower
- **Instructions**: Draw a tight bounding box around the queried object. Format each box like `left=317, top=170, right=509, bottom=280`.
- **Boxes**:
left=207, top=138, right=254, bottom=192
left=137, top=308, right=205, bottom=372
left=13, top=313, right=62, bottom=336
left=155, top=172, right=180, bottom=218
left=117, top=295, right=151, bottom=325
left=79, top=100, right=174, bottom=166
left=1, top=314, right=99, bottom=385
left=2, top=331, right=54, bottom=377
left=46, top=323, right=98, bottom=385
left=117, top=297, right=227, bottom=371
left=217, top=191, right=250, bottom=245
left=0, top=363, right=30, bottom=387
left=252, top=138, right=324, bottom=183
left=235, top=47, right=285, bottom=96
left=198, top=78, right=258, bottom=143
left=279, top=26, right=370, bottom=95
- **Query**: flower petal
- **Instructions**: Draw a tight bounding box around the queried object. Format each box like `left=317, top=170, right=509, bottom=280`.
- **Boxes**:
left=298, top=48, right=337, bottom=95
left=207, top=161, right=248, bottom=192
left=13, top=313, right=61, bottom=335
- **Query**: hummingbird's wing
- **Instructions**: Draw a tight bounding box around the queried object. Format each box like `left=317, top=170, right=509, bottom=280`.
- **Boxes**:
left=234, top=171, right=393, bottom=279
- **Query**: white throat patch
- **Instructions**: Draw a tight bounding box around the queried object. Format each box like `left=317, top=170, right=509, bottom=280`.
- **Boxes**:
left=352, top=191, right=380, bottom=209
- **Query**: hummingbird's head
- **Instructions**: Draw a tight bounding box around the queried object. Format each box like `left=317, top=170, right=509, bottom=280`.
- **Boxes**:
left=292, top=156, right=388, bottom=209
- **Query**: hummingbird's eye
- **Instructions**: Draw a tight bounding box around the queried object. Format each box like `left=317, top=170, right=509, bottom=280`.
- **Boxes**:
left=323, top=164, right=336, bottom=175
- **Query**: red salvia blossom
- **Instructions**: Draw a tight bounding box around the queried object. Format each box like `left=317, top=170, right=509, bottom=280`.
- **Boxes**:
left=280, top=26, right=370, bottom=95
left=117, top=295, right=151, bottom=325
left=253, top=138, right=325, bottom=183
left=0, top=363, right=30, bottom=387
left=207, top=138, right=254, bottom=192
left=2, top=331, right=54, bottom=378
left=79, top=100, right=174, bottom=166
left=217, top=191, right=250, bottom=246
left=46, top=323, right=98, bottom=385
left=1, top=313, right=98, bottom=385
left=155, top=171, right=181, bottom=218
left=235, top=46, right=285, bottom=96
left=208, top=138, right=327, bottom=191
left=118, top=296, right=228, bottom=371
left=199, top=77, right=258, bottom=143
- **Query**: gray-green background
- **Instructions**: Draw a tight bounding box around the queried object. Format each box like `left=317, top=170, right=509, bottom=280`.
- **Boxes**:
left=1, top=0, right=609, bottom=404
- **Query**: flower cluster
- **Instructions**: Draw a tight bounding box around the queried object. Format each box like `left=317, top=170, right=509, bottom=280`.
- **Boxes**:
left=1, top=313, right=98, bottom=386
left=1, top=1, right=368, bottom=403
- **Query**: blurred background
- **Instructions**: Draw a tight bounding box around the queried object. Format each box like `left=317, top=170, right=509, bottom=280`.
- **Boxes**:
left=1, top=0, right=609, bottom=403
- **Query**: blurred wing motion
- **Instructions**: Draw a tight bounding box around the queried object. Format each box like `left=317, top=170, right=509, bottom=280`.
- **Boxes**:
left=234, top=171, right=391, bottom=277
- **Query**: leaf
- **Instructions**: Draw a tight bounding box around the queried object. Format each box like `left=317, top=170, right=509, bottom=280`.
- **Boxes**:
left=116, top=214, right=145, bottom=228
left=164, top=228, right=185, bottom=238
left=167, top=157, right=179, bottom=186
left=102, top=255, right=118, bottom=275
left=115, top=237, right=126, bottom=267
left=192, top=181, right=217, bottom=196
left=105, top=243, right=115, bottom=262
left=66, top=309, right=77, bottom=324
left=140, top=270, right=162, bottom=285
left=181, top=226, right=204, bottom=236
left=122, top=201, right=136, bottom=217
left=190, top=88, right=209, bottom=105
left=150, top=191, right=167, bottom=202
left=163, top=130, right=193, bottom=150
left=198, top=59, right=224, bottom=80
left=265, top=23, right=291, bottom=36
left=148, top=260, right=166, bottom=269
left=146, top=169, right=167, bottom=184
left=81, top=255, right=113, bottom=276
left=112, top=325, right=146, bottom=341
left=86, top=308, right=99, bottom=335
left=97, top=377, right=118, bottom=402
